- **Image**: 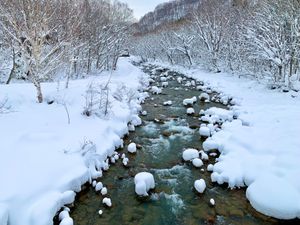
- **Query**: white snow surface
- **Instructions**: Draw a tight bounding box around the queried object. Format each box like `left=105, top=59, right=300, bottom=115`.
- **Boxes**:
left=0, top=58, right=148, bottom=225
left=134, top=172, right=155, bottom=196
left=150, top=61, right=300, bottom=219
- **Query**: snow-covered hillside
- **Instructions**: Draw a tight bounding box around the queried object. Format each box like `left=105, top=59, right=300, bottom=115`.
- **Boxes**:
left=0, top=58, right=148, bottom=225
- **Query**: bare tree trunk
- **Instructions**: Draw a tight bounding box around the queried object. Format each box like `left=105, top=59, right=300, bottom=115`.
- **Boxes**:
left=186, top=51, right=193, bottom=66
left=6, top=48, right=16, bottom=84
left=278, top=65, right=282, bottom=83
left=112, top=56, right=119, bottom=71
left=33, top=80, right=43, bottom=103
left=87, top=47, right=92, bottom=74
left=65, top=60, right=74, bottom=89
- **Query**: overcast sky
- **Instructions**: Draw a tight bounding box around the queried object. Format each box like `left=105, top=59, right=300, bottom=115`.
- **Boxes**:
left=120, top=0, right=168, bottom=19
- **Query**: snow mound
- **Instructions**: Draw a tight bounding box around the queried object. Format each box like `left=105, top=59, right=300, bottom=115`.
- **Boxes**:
left=199, top=93, right=210, bottom=101
left=194, top=179, right=206, bottom=193
left=122, top=157, right=129, bottom=166
left=246, top=174, right=300, bottom=219
left=177, top=77, right=183, bottom=83
left=95, top=182, right=103, bottom=192
left=204, top=107, right=234, bottom=124
left=101, top=187, right=108, bottom=196
left=162, top=82, right=169, bottom=87
left=207, top=164, right=214, bottom=172
left=199, top=126, right=211, bottom=137
left=183, top=97, right=197, bottom=106
left=163, top=100, right=172, bottom=106
left=203, top=138, right=219, bottom=152
left=134, top=172, right=155, bottom=196
left=192, top=158, right=203, bottom=168
left=102, top=197, right=112, bottom=207
left=128, top=143, right=137, bottom=153
left=59, top=217, right=73, bottom=225
left=160, top=77, right=167, bottom=82
left=186, top=108, right=195, bottom=115
left=182, top=149, right=199, bottom=161
left=151, top=86, right=162, bottom=94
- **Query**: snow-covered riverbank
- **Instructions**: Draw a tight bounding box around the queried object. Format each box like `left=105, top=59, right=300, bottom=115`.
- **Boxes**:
left=147, top=61, right=300, bottom=220
left=0, top=58, right=148, bottom=225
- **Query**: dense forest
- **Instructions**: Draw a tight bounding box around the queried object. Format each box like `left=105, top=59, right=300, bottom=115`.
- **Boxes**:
left=132, top=0, right=300, bottom=89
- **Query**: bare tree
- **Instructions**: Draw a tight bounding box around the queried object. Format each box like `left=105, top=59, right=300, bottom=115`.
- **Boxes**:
left=192, top=0, right=231, bottom=72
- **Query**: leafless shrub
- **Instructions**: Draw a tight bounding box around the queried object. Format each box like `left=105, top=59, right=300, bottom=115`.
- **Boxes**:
left=113, top=84, right=138, bottom=104
left=82, top=82, right=112, bottom=118
left=0, top=97, right=11, bottom=114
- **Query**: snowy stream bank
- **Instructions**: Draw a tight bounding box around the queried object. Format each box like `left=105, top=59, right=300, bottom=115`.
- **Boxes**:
left=0, top=58, right=149, bottom=225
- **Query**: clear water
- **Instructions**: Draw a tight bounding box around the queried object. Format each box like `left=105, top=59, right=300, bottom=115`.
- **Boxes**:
left=55, top=64, right=300, bottom=225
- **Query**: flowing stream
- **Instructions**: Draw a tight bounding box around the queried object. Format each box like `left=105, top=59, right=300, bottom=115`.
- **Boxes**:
left=55, top=64, right=298, bottom=225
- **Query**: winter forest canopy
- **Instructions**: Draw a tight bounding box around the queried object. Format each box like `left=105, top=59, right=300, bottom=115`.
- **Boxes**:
left=0, top=0, right=300, bottom=103
left=0, top=0, right=134, bottom=102
left=132, top=0, right=300, bottom=89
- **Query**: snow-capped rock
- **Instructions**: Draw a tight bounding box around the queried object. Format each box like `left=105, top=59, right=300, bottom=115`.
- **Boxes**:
left=183, top=97, right=197, bottom=106
left=102, top=197, right=112, bottom=207
left=177, top=77, right=183, bottom=83
left=182, top=148, right=199, bottom=161
left=134, top=172, right=155, bottom=196
left=192, top=158, right=203, bottom=168
left=95, top=182, right=103, bottom=192
left=160, top=77, right=167, bottom=82
left=207, top=164, right=214, bottom=172
left=200, top=150, right=209, bottom=161
left=186, top=108, right=195, bottom=115
left=128, top=124, right=135, bottom=132
left=128, top=143, right=137, bottom=153
left=199, top=126, right=211, bottom=137
left=101, top=187, right=108, bottom=196
left=151, top=86, right=162, bottom=94
left=162, top=82, right=169, bottom=87
left=163, top=100, right=172, bottom=106
left=194, top=179, right=206, bottom=193
left=122, top=157, right=129, bottom=166
left=199, top=93, right=210, bottom=101
left=203, top=139, right=219, bottom=152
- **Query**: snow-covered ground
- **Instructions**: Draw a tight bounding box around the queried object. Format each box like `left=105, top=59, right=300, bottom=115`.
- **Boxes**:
left=148, top=61, right=300, bottom=219
left=0, top=58, right=148, bottom=225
